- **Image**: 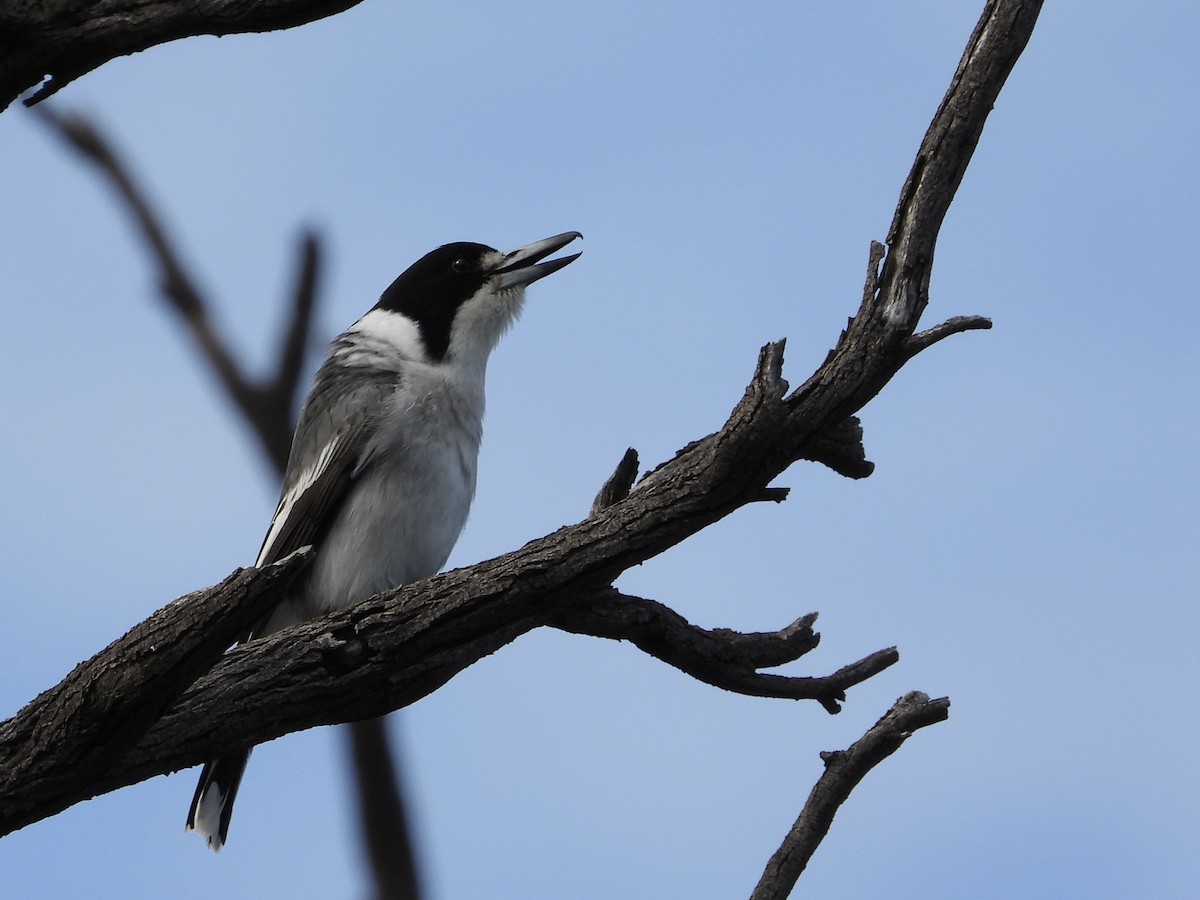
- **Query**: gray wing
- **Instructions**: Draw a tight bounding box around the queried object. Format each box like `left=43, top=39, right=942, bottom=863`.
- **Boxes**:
left=255, top=367, right=397, bottom=567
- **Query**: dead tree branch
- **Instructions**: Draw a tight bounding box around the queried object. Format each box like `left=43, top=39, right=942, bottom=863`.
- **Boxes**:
left=0, top=4, right=1043, bottom=898
left=750, top=692, right=952, bottom=900
left=0, top=550, right=312, bottom=834
left=0, top=315, right=929, bottom=835
left=0, top=0, right=366, bottom=112
left=551, top=592, right=899, bottom=714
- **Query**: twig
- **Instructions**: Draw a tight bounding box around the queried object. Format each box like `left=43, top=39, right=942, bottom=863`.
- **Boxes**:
left=553, top=590, right=899, bottom=713
left=798, top=415, right=873, bottom=479
left=591, top=448, right=640, bottom=515
left=750, top=692, right=951, bottom=899
left=905, top=315, right=993, bottom=359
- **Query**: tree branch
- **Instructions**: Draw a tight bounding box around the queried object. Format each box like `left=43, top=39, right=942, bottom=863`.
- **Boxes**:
left=0, top=0, right=367, bottom=112
left=790, top=0, right=1045, bottom=422
left=750, top=692, right=952, bottom=899
left=552, top=590, right=900, bottom=714
left=905, top=314, right=994, bottom=359
left=0, top=6, right=1045, bottom=896
left=346, top=719, right=422, bottom=900
left=0, top=550, right=311, bottom=834
left=0, top=312, right=907, bottom=834
left=33, top=105, right=319, bottom=473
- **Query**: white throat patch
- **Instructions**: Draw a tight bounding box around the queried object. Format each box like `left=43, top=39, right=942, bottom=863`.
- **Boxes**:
left=344, top=309, right=428, bottom=364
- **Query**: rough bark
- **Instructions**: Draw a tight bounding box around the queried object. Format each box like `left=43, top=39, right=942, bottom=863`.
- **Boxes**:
left=0, top=318, right=915, bottom=836
left=0, top=0, right=365, bottom=112
left=0, top=551, right=312, bottom=833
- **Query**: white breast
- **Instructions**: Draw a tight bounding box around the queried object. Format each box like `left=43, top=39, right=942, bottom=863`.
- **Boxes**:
left=298, top=365, right=484, bottom=620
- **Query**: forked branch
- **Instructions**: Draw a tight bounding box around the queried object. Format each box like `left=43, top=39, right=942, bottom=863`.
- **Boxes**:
left=33, top=105, right=318, bottom=474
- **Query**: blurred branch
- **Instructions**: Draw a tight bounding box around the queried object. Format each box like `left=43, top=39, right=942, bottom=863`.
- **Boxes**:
left=347, top=719, right=422, bottom=900
left=750, top=692, right=952, bottom=900
left=34, top=105, right=316, bottom=473
left=0, top=0, right=367, bottom=113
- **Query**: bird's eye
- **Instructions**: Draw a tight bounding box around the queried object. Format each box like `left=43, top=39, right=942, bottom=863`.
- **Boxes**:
left=451, top=258, right=473, bottom=274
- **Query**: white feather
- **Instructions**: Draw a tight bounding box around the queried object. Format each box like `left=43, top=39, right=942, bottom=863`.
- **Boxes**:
left=189, top=783, right=228, bottom=851
left=342, top=308, right=428, bottom=366
left=256, top=431, right=344, bottom=567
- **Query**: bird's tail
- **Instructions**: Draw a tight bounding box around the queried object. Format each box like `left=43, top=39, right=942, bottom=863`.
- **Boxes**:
left=186, top=751, right=252, bottom=852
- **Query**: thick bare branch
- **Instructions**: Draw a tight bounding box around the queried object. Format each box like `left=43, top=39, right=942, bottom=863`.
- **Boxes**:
left=0, top=0, right=366, bottom=112
left=0, top=550, right=311, bottom=834
left=790, top=0, right=1045, bottom=423
left=0, top=301, right=904, bottom=831
left=750, top=692, right=951, bottom=900
left=0, top=543, right=898, bottom=836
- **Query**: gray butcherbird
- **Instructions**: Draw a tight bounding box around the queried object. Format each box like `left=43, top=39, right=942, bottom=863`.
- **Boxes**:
left=187, top=231, right=582, bottom=850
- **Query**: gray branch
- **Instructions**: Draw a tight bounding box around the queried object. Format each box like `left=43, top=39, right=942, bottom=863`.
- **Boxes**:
left=0, top=300, right=931, bottom=835
left=750, top=692, right=952, bottom=900
left=752, top=0, right=1043, bottom=891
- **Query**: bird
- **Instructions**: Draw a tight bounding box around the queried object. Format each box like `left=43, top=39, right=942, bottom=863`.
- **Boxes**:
left=186, top=231, right=582, bottom=850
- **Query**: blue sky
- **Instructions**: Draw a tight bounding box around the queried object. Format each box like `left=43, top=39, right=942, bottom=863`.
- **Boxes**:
left=1, top=2, right=1197, bottom=897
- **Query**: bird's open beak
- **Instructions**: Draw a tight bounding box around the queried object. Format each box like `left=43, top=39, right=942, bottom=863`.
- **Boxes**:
left=494, top=231, right=582, bottom=290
